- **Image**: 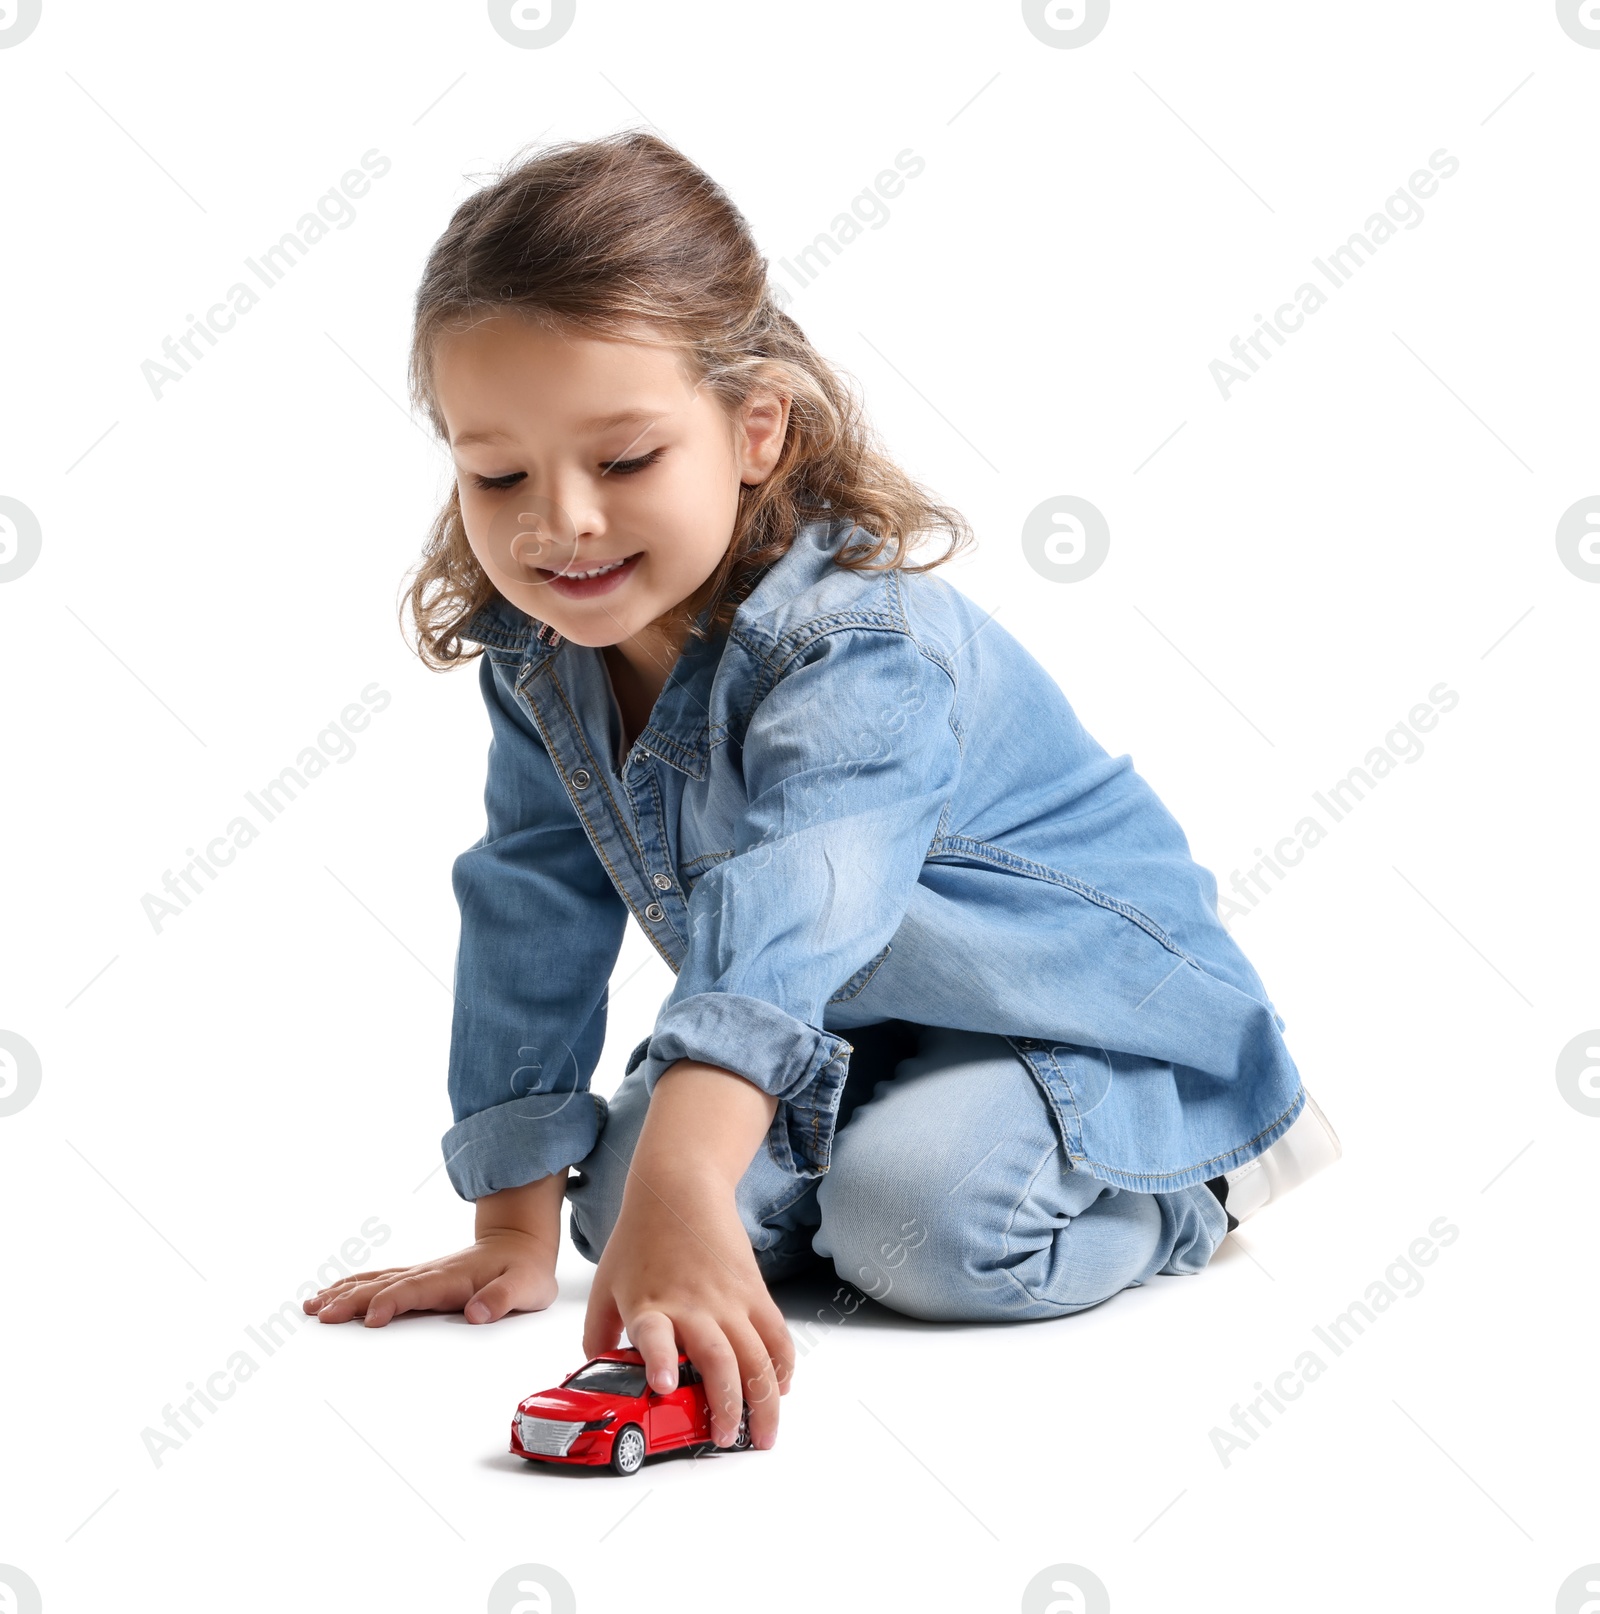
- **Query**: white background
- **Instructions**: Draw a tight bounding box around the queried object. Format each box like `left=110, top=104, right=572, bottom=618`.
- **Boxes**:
left=2, top=2, right=1596, bottom=1611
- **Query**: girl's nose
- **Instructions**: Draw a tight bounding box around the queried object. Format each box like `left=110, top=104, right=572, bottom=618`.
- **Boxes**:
left=490, top=489, right=581, bottom=583
left=541, top=468, right=607, bottom=554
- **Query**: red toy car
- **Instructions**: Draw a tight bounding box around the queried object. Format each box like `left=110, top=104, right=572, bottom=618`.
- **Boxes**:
left=510, top=1347, right=752, bottom=1475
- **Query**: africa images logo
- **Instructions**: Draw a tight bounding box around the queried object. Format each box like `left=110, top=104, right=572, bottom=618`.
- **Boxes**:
left=488, top=0, right=576, bottom=48
left=0, top=496, right=42, bottom=583
left=1556, top=496, right=1600, bottom=582
left=1022, top=0, right=1110, bottom=49
left=0, top=1566, right=43, bottom=1614
left=0, top=0, right=43, bottom=47
left=1021, top=1563, right=1111, bottom=1613
left=487, top=1564, right=577, bottom=1614
left=139, top=152, right=393, bottom=401
left=1556, top=1030, right=1600, bottom=1116
left=0, top=1032, right=43, bottom=1118
left=1021, top=497, right=1111, bottom=584
left=1557, top=1566, right=1600, bottom=1612
left=1209, top=151, right=1460, bottom=401
left=1555, top=0, right=1600, bottom=46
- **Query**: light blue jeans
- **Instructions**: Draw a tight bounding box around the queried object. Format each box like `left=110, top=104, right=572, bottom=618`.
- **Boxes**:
left=566, top=1020, right=1228, bottom=1322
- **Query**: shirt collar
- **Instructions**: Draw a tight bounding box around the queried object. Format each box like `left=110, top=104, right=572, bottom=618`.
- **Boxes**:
left=458, top=514, right=863, bottom=769
left=458, top=591, right=541, bottom=655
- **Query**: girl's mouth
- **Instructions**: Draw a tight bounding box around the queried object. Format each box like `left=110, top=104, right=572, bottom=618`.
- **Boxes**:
left=537, top=551, right=643, bottom=599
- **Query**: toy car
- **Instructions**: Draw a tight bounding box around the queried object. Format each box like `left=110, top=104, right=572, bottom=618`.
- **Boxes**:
left=510, top=1347, right=752, bottom=1475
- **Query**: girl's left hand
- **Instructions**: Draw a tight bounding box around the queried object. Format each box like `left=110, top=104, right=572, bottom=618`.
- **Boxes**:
left=582, top=1164, right=793, bottom=1451
left=581, top=1058, right=794, bottom=1452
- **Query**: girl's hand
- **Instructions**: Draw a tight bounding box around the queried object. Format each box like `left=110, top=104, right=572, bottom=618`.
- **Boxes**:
left=582, top=1062, right=794, bottom=1450
left=304, top=1230, right=558, bottom=1326
left=305, top=1169, right=566, bottom=1327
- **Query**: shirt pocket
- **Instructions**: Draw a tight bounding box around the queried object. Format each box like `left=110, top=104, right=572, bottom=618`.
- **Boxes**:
left=676, top=847, right=890, bottom=1008
left=827, top=942, right=892, bottom=1004
left=679, top=849, right=733, bottom=894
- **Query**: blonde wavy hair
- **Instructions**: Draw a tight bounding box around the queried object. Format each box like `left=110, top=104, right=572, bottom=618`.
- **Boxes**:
left=400, top=129, right=974, bottom=670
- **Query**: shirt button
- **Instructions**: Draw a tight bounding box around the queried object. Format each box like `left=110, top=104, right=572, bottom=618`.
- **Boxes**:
left=570, top=768, right=591, bottom=790
left=651, top=873, right=672, bottom=891
left=644, top=902, right=665, bottom=922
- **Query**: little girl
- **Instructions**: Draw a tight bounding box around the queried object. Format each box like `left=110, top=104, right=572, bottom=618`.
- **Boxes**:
left=306, top=130, right=1340, bottom=1451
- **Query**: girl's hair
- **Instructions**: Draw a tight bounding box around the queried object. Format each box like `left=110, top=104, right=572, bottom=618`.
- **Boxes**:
left=401, top=128, right=974, bottom=671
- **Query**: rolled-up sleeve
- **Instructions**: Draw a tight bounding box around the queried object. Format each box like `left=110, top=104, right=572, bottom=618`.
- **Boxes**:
left=631, top=625, right=962, bottom=1177
left=441, top=654, right=628, bottom=1200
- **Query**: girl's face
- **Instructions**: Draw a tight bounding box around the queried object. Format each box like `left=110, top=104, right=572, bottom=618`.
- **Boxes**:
left=433, top=311, right=789, bottom=652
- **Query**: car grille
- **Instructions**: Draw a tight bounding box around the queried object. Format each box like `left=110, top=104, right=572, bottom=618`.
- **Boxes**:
left=518, top=1415, right=584, bottom=1457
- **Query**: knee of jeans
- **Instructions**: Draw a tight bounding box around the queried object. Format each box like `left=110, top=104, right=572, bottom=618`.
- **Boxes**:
left=816, top=1154, right=1167, bottom=1324
left=1032, top=1189, right=1167, bottom=1311
left=813, top=1156, right=971, bottom=1320
left=564, top=1075, right=648, bottom=1263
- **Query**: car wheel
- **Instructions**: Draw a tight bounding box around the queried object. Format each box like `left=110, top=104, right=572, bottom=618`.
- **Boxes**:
left=610, top=1424, right=646, bottom=1476
left=694, top=1402, right=754, bottom=1457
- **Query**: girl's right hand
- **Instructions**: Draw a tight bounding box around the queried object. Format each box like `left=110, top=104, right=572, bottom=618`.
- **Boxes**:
left=304, top=1168, right=568, bottom=1327
left=303, top=1229, right=559, bottom=1327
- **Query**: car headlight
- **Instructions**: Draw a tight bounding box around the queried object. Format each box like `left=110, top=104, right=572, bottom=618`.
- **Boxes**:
left=580, top=1413, right=617, bottom=1431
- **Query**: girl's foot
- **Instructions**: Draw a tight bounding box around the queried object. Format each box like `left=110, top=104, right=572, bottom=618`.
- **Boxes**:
left=1210, top=1089, right=1343, bottom=1227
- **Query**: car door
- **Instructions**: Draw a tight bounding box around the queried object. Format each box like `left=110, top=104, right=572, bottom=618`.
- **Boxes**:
left=646, top=1383, right=696, bottom=1448
left=679, top=1362, right=712, bottom=1442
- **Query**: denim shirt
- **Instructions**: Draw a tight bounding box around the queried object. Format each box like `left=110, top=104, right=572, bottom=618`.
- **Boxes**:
left=441, top=515, right=1306, bottom=1202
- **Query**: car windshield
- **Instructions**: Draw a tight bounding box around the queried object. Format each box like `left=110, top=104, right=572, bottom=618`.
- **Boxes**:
left=564, top=1360, right=650, bottom=1397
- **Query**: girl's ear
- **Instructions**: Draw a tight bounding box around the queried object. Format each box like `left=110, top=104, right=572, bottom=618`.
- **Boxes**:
left=736, top=388, right=792, bottom=486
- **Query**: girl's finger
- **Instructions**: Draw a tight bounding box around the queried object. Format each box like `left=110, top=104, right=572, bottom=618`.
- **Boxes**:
left=726, top=1320, right=782, bottom=1450
left=677, top=1320, right=744, bottom=1445
left=626, top=1309, right=683, bottom=1396
left=464, top=1273, right=521, bottom=1324
left=302, top=1269, right=409, bottom=1313
left=581, top=1286, right=625, bottom=1360
left=362, top=1271, right=460, bottom=1328
left=749, top=1300, right=796, bottom=1397
left=314, top=1278, right=403, bottom=1324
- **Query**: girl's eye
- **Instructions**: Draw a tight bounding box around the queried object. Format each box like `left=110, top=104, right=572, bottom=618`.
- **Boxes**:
left=469, top=448, right=661, bottom=491
left=601, top=448, right=663, bottom=477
